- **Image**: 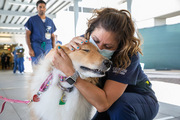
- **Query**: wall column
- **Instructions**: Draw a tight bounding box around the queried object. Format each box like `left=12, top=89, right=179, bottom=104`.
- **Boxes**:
left=73, top=0, right=81, bottom=36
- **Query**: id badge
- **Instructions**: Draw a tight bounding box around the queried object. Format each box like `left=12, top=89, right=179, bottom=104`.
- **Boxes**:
left=45, top=33, right=51, bottom=39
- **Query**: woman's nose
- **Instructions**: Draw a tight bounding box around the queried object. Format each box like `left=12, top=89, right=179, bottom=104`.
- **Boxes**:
left=97, top=44, right=103, bottom=50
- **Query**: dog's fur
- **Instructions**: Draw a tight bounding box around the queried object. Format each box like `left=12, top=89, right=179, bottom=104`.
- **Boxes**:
left=27, top=43, right=111, bottom=120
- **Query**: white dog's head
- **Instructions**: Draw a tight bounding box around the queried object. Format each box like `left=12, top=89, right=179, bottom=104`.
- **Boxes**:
left=60, top=43, right=112, bottom=79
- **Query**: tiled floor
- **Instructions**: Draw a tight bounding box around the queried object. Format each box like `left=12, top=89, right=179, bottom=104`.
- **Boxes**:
left=0, top=70, right=180, bottom=120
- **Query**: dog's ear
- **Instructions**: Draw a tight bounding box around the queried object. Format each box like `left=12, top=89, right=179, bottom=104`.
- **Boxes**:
left=45, top=45, right=71, bottom=64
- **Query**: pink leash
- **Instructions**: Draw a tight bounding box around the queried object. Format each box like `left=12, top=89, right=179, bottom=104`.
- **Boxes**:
left=0, top=96, right=31, bottom=114
left=39, top=73, right=53, bottom=92
left=0, top=73, right=53, bottom=114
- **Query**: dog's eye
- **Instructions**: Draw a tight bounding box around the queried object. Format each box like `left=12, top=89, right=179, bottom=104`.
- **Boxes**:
left=82, top=49, right=90, bottom=52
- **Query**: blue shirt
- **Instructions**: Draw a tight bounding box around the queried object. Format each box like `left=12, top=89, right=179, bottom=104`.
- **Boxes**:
left=24, top=15, right=56, bottom=44
left=98, top=53, right=157, bottom=100
left=79, top=34, right=156, bottom=100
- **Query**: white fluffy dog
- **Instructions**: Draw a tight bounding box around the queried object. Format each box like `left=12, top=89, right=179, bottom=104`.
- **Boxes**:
left=27, top=43, right=111, bottom=120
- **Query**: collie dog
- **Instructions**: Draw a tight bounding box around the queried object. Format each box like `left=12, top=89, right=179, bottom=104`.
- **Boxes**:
left=27, top=43, right=111, bottom=120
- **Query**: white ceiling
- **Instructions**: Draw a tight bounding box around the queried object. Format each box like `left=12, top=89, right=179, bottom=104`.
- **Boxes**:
left=0, top=0, right=72, bottom=34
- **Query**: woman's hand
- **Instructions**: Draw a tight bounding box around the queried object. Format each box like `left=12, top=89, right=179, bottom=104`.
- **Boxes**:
left=52, top=46, right=75, bottom=77
left=66, top=36, right=88, bottom=51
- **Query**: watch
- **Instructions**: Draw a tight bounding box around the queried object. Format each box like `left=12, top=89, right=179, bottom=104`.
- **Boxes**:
left=65, top=71, right=79, bottom=85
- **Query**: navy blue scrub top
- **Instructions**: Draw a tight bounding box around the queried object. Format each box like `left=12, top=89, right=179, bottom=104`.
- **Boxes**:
left=98, top=53, right=157, bottom=101
left=24, top=15, right=56, bottom=44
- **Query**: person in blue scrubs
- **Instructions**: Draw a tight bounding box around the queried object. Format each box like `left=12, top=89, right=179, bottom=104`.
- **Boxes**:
left=11, top=46, right=18, bottom=73
left=24, top=0, right=56, bottom=65
left=48, top=8, right=159, bottom=120
left=16, top=44, right=25, bottom=74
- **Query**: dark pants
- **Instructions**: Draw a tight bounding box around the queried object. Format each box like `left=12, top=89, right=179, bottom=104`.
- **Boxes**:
left=1, top=61, right=6, bottom=70
left=92, top=93, right=159, bottom=120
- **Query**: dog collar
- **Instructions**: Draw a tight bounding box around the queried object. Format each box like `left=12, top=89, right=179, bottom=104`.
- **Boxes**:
left=58, top=75, right=67, bottom=82
left=57, top=82, right=74, bottom=93
left=58, top=75, right=74, bottom=93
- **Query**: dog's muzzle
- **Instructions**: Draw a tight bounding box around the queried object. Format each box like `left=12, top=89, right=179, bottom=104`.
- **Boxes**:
left=103, top=59, right=112, bottom=69
left=79, top=59, right=112, bottom=76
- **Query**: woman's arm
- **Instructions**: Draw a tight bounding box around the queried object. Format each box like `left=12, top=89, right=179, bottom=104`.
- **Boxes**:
left=25, top=30, right=35, bottom=57
left=51, top=33, right=56, bottom=48
left=75, top=77, right=127, bottom=112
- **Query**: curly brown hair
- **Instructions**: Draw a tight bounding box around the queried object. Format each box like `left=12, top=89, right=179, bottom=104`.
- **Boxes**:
left=85, top=8, right=143, bottom=70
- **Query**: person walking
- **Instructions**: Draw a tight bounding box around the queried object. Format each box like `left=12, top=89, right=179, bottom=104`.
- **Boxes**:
left=1, top=52, right=7, bottom=70
left=16, top=44, right=25, bottom=74
left=24, top=0, right=56, bottom=65
left=5, top=54, right=10, bottom=69
left=11, top=48, right=18, bottom=73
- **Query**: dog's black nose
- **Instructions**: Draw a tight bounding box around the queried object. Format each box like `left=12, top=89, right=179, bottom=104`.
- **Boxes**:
left=103, top=59, right=112, bottom=68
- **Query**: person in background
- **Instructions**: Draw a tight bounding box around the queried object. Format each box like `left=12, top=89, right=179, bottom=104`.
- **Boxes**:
left=48, top=8, right=159, bottom=120
left=55, top=35, right=62, bottom=45
left=5, top=54, right=10, bottom=69
left=24, top=0, right=56, bottom=65
left=1, top=52, right=7, bottom=70
left=11, top=46, right=18, bottom=73
left=16, top=44, right=25, bottom=74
